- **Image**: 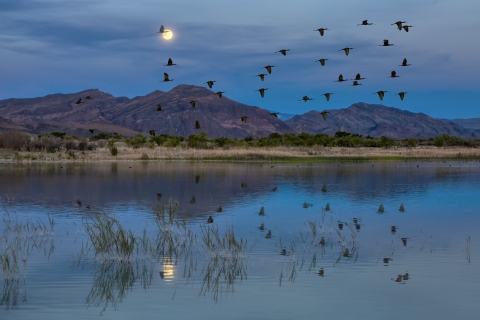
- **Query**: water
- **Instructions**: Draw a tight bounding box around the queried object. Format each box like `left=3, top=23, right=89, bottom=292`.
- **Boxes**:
left=1, top=161, right=479, bottom=319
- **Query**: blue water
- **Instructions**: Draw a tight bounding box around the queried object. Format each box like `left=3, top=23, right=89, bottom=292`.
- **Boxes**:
left=0, top=161, right=479, bottom=319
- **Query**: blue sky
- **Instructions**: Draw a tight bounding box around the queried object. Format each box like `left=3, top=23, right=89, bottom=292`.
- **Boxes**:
left=1, top=0, right=479, bottom=118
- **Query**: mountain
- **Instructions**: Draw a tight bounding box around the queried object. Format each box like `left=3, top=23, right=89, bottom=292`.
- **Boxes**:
left=0, top=85, right=291, bottom=138
left=1, top=87, right=479, bottom=139
left=285, top=103, right=478, bottom=139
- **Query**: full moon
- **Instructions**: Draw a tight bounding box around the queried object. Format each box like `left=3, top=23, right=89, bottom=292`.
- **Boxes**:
left=162, top=30, right=173, bottom=40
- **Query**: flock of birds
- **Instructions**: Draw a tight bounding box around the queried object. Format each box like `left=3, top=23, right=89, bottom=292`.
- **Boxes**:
left=73, top=21, right=414, bottom=136
left=155, top=20, right=414, bottom=132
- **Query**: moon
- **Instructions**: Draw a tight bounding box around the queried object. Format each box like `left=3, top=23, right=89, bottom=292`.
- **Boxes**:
left=162, top=30, right=173, bottom=40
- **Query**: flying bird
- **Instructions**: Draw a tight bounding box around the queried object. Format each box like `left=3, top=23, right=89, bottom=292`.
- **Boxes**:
left=164, top=58, right=176, bottom=66
left=270, top=112, right=279, bottom=118
left=335, top=74, right=348, bottom=82
left=262, top=65, right=275, bottom=74
left=319, top=111, right=329, bottom=120
left=85, top=95, right=91, bottom=99
left=374, top=91, right=388, bottom=101
left=205, top=80, right=216, bottom=88
left=195, top=120, right=201, bottom=129
left=75, top=98, right=82, bottom=104
left=314, top=28, right=329, bottom=36
left=315, top=58, right=328, bottom=66
left=257, top=74, right=267, bottom=81
left=392, top=21, right=407, bottom=30
left=396, top=92, right=407, bottom=101
left=157, top=25, right=165, bottom=33
left=358, top=20, right=373, bottom=26
left=89, top=129, right=95, bottom=134
left=241, top=116, right=248, bottom=123
left=275, top=49, right=290, bottom=56
left=380, top=39, right=394, bottom=46
left=402, top=25, right=414, bottom=32
left=354, top=73, right=365, bottom=80
left=399, top=58, right=411, bottom=66
left=215, top=91, right=224, bottom=98
left=255, top=88, right=268, bottom=98
left=189, top=100, right=197, bottom=108
left=339, top=47, right=354, bottom=56
left=156, top=104, right=163, bottom=111
left=299, top=96, right=314, bottom=102
left=389, top=70, right=400, bottom=78
left=322, top=93, right=333, bottom=101
left=149, top=130, right=156, bottom=136
left=351, top=80, right=361, bottom=86
left=161, top=72, right=173, bottom=82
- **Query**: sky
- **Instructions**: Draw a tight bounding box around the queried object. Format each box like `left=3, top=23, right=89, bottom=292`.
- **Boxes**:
left=1, top=0, right=479, bottom=119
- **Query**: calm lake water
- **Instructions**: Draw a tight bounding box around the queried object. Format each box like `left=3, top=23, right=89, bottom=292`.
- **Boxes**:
left=1, top=161, right=479, bottom=319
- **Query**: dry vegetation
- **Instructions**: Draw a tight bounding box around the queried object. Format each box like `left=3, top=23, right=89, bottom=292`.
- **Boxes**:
left=2, top=144, right=480, bottom=162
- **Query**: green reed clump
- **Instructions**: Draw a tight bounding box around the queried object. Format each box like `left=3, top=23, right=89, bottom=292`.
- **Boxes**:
left=201, top=225, right=247, bottom=260
left=85, top=214, right=136, bottom=263
left=0, top=251, right=19, bottom=281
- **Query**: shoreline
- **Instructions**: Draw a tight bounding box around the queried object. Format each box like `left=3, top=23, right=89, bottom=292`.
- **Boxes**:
left=1, top=146, right=480, bottom=162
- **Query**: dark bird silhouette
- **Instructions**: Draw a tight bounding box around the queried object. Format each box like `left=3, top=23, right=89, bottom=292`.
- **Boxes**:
left=195, top=120, right=201, bottom=129
left=391, top=226, right=397, bottom=234
left=343, top=248, right=350, bottom=257
left=319, top=237, right=326, bottom=246
left=392, top=21, right=406, bottom=30
left=317, top=268, right=325, bottom=276
left=241, top=182, right=247, bottom=188
left=399, top=58, right=411, bottom=67
left=335, top=74, right=348, bottom=82
left=275, top=49, right=290, bottom=56
left=314, top=28, right=329, bottom=36
left=156, top=104, right=163, bottom=111
left=339, top=47, right=354, bottom=56
left=85, top=95, right=91, bottom=99
left=149, top=130, right=156, bottom=136
left=217, top=206, right=222, bottom=213
left=389, top=70, right=400, bottom=78
left=205, top=80, right=216, bottom=88
left=189, top=100, right=197, bottom=108
left=195, top=175, right=200, bottom=184
left=157, top=25, right=165, bottom=33
left=354, top=73, right=365, bottom=81
left=75, top=98, right=82, bottom=104
left=270, top=112, right=279, bottom=118
left=396, top=92, right=407, bottom=101
left=215, top=91, right=224, bottom=98
left=161, top=72, right=173, bottom=82
left=315, top=58, right=328, bottom=66
left=401, top=238, right=408, bottom=246
left=259, top=223, right=265, bottom=231
left=76, top=199, right=82, bottom=207
left=299, top=96, right=314, bottom=102
left=89, top=129, right=95, bottom=134
left=85, top=205, right=91, bottom=210
left=159, top=271, right=165, bottom=279
left=255, top=88, right=268, bottom=98
left=265, top=230, right=272, bottom=238
left=241, top=116, right=248, bottom=123
left=351, top=80, right=361, bottom=86
left=164, top=58, right=176, bottom=66
left=319, top=111, right=330, bottom=120
left=262, top=65, right=275, bottom=74
left=207, top=216, right=213, bottom=223
left=380, top=39, right=394, bottom=46
left=322, top=93, right=333, bottom=101
left=190, top=196, right=196, bottom=204
left=156, top=193, right=162, bottom=200
left=257, top=74, right=267, bottom=81
left=338, top=222, right=344, bottom=230
left=383, top=258, right=392, bottom=264
left=358, top=20, right=373, bottom=26
left=402, top=25, right=414, bottom=32
left=374, top=91, right=388, bottom=101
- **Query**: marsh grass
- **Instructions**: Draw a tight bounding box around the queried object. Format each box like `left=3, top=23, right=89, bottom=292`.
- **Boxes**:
left=200, top=225, right=247, bottom=260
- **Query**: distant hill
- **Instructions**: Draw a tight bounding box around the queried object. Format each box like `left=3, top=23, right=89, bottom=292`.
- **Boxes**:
left=285, top=103, right=479, bottom=139
left=0, top=86, right=479, bottom=139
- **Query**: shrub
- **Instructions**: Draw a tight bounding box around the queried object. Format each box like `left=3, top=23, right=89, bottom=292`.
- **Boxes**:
left=0, top=131, right=30, bottom=150
left=125, top=133, right=147, bottom=149
left=109, top=146, right=118, bottom=156
left=50, top=132, right=66, bottom=139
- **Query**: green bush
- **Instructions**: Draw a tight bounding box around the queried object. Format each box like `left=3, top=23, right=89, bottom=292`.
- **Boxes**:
left=110, top=146, right=118, bottom=156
